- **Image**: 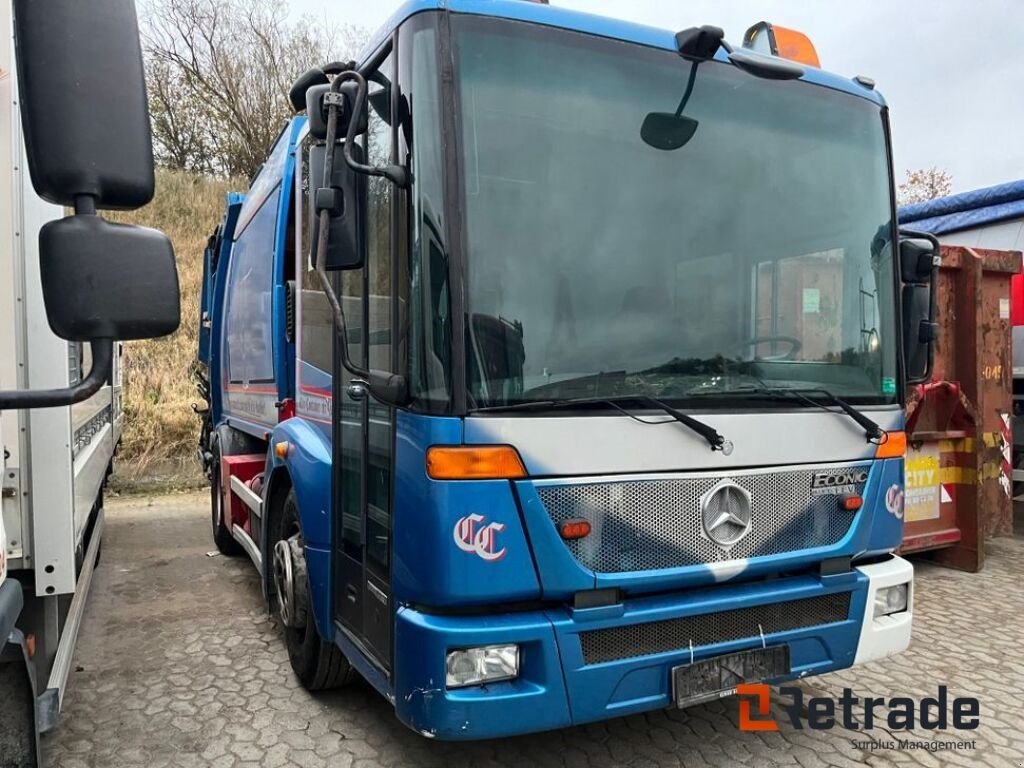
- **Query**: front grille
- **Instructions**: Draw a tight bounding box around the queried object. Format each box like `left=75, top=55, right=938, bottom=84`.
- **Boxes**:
left=579, top=592, right=852, bottom=665
left=535, top=464, right=867, bottom=573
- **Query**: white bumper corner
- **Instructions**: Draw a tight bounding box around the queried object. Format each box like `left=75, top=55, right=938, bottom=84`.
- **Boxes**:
left=853, top=555, right=913, bottom=666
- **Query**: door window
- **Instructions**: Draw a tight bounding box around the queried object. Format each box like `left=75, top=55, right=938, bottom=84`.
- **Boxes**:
left=298, top=133, right=335, bottom=376
left=364, top=54, right=395, bottom=578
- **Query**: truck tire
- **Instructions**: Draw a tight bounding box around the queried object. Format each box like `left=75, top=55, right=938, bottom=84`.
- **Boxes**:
left=276, top=489, right=355, bottom=690
left=211, top=446, right=243, bottom=556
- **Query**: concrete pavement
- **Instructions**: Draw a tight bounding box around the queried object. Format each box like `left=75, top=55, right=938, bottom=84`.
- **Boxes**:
left=45, top=492, right=1024, bottom=767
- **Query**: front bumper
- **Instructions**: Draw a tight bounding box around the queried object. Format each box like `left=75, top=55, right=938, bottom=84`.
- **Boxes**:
left=393, top=555, right=913, bottom=739
left=853, top=555, right=914, bottom=664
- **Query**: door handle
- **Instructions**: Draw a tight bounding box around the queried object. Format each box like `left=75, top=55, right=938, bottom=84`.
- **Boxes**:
left=346, top=585, right=358, bottom=603
left=345, top=380, right=368, bottom=401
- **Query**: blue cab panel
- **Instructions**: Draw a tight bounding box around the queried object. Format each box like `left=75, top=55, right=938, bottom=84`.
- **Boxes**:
left=861, top=458, right=906, bottom=554
left=391, top=412, right=542, bottom=607
left=395, top=606, right=572, bottom=738
left=369, top=1, right=886, bottom=107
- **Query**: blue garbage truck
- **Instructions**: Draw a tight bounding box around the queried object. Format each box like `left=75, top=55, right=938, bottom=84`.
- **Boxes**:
left=195, top=0, right=940, bottom=739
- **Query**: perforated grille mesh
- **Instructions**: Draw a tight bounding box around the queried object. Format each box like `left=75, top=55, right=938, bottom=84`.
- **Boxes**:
left=579, top=592, right=852, bottom=665
left=535, top=464, right=867, bottom=573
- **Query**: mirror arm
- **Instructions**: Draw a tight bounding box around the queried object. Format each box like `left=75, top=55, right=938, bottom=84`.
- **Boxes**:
left=0, top=338, right=111, bottom=410
left=314, top=74, right=408, bottom=406
left=74, top=194, right=97, bottom=216
left=334, top=71, right=409, bottom=188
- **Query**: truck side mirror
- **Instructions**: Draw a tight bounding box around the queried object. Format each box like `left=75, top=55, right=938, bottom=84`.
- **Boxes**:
left=308, top=141, right=366, bottom=271
left=899, top=233, right=941, bottom=384
left=40, top=217, right=179, bottom=341
left=14, top=0, right=154, bottom=209
left=0, top=0, right=181, bottom=410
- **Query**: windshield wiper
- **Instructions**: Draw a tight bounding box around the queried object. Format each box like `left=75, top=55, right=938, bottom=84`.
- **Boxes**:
left=787, top=389, right=886, bottom=442
left=473, top=395, right=732, bottom=453
left=704, top=385, right=885, bottom=443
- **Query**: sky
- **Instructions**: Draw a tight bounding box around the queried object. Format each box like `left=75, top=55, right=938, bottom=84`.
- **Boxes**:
left=287, top=0, right=1024, bottom=195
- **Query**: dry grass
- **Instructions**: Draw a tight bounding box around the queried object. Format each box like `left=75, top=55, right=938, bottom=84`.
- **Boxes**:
left=110, top=168, right=243, bottom=478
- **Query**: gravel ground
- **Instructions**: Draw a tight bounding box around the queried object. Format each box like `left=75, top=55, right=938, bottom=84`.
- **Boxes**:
left=45, top=492, right=1024, bottom=768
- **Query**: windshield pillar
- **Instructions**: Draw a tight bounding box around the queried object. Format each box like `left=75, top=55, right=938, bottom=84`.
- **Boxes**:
left=398, top=12, right=461, bottom=413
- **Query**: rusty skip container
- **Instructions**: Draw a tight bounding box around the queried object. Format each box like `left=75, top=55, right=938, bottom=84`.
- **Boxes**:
left=901, top=245, right=1020, bottom=570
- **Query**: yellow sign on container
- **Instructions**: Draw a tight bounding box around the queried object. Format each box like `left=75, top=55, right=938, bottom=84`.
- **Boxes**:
left=905, top=446, right=941, bottom=522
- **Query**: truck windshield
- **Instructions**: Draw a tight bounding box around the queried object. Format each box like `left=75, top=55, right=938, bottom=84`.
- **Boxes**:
left=454, top=16, right=898, bottom=410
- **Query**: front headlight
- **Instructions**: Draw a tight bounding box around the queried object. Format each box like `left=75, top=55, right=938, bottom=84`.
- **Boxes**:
left=445, top=644, right=519, bottom=688
left=873, top=582, right=909, bottom=618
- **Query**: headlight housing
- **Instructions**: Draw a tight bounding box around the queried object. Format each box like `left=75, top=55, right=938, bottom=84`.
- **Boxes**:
left=445, top=644, right=519, bottom=688
left=873, top=582, right=909, bottom=618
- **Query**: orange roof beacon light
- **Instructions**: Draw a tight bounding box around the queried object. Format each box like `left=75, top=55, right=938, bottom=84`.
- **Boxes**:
left=743, top=22, right=821, bottom=68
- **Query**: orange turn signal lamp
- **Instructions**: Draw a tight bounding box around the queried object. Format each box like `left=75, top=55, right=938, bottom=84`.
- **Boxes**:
left=744, top=21, right=820, bottom=68
left=558, top=518, right=592, bottom=540
left=426, top=445, right=527, bottom=480
left=874, top=431, right=907, bottom=459
left=274, top=441, right=290, bottom=459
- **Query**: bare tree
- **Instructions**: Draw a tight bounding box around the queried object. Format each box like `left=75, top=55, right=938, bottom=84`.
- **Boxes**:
left=898, top=167, right=954, bottom=206
left=141, top=0, right=367, bottom=178
left=147, top=56, right=218, bottom=173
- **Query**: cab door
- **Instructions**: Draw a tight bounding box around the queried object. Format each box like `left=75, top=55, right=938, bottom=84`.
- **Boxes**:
left=333, top=45, right=396, bottom=669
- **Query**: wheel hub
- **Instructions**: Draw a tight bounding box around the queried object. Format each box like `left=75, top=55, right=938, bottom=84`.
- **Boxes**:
left=272, top=535, right=307, bottom=628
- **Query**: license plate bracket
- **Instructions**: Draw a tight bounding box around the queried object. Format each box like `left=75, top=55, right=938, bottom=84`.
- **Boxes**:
left=671, top=645, right=790, bottom=708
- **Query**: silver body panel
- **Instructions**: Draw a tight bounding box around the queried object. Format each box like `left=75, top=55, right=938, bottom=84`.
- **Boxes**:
left=466, top=407, right=903, bottom=476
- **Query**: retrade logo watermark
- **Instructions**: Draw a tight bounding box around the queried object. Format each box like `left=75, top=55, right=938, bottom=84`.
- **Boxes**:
left=737, top=685, right=979, bottom=751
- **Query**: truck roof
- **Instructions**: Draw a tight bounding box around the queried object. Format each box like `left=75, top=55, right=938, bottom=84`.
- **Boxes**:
left=363, top=0, right=886, bottom=107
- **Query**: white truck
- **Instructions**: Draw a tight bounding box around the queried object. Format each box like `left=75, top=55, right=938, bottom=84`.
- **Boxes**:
left=0, top=7, right=125, bottom=759
left=0, top=1, right=179, bottom=765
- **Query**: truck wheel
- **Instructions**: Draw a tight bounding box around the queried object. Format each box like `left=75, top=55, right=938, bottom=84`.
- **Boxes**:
left=211, top=447, right=242, bottom=556
left=274, top=489, right=355, bottom=690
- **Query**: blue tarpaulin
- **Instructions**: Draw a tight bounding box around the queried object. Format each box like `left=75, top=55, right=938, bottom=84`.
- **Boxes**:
left=898, top=180, right=1024, bottom=235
